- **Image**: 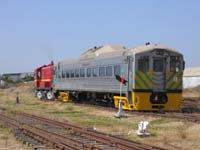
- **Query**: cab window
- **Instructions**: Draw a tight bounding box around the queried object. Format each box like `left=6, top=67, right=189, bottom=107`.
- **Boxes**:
left=153, top=59, right=163, bottom=72
left=170, top=56, right=180, bottom=72
left=138, top=57, right=149, bottom=71
left=37, top=71, right=41, bottom=78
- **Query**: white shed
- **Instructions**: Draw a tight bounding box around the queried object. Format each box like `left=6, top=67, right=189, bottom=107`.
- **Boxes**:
left=183, top=67, right=200, bottom=88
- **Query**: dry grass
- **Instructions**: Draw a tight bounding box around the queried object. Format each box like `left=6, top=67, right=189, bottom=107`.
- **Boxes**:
left=0, top=127, right=31, bottom=150
left=183, top=87, right=200, bottom=98
left=0, top=83, right=200, bottom=150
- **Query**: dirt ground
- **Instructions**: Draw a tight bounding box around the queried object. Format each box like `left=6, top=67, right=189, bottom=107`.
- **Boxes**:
left=0, top=83, right=200, bottom=150
left=0, top=128, right=31, bottom=150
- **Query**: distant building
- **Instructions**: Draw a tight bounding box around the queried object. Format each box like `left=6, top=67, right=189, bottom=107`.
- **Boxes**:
left=1, top=72, right=34, bottom=82
left=183, top=67, right=200, bottom=88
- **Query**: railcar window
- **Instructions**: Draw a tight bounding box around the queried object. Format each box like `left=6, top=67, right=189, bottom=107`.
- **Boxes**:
left=170, top=56, right=180, bottom=72
left=58, top=71, right=62, bottom=78
left=62, top=71, right=65, bottom=78
left=92, top=67, right=98, bottom=77
left=99, top=67, right=105, bottom=77
left=114, top=65, right=121, bottom=76
left=138, top=58, right=149, bottom=71
left=66, top=70, right=70, bottom=78
left=153, top=59, right=163, bottom=72
left=70, top=70, right=74, bottom=78
left=75, top=69, right=79, bottom=78
left=80, top=68, right=85, bottom=77
left=106, top=66, right=113, bottom=76
left=87, top=68, right=91, bottom=77
left=54, top=71, right=57, bottom=78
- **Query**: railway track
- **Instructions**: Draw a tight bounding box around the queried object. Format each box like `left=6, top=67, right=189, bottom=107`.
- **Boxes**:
left=0, top=111, right=168, bottom=150
left=72, top=98, right=200, bottom=123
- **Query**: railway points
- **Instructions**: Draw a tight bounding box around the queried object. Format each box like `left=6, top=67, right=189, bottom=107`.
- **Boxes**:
left=0, top=111, right=168, bottom=150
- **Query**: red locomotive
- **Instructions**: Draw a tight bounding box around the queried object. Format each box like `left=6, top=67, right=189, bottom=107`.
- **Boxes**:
left=34, top=61, right=54, bottom=100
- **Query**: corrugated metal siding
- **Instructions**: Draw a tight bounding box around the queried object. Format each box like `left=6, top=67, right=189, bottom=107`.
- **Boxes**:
left=183, top=67, right=200, bottom=88
left=183, top=77, right=200, bottom=88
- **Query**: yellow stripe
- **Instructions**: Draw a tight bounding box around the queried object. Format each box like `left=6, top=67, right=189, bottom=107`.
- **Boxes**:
left=139, top=71, right=152, bottom=89
left=34, top=79, right=51, bottom=82
left=143, top=72, right=153, bottom=88
left=171, top=73, right=182, bottom=89
left=167, top=72, right=178, bottom=89
left=166, top=72, right=174, bottom=88
left=135, top=75, right=146, bottom=89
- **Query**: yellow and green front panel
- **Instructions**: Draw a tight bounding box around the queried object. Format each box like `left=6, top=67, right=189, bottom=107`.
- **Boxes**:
left=166, top=72, right=183, bottom=90
left=131, top=71, right=183, bottom=111
left=133, top=71, right=153, bottom=110
left=134, top=71, right=153, bottom=89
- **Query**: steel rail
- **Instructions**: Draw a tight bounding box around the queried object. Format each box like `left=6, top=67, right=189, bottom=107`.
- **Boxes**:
left=0, top=114, right=114, bottom=150
left=15, top=112, right=168, bottom=150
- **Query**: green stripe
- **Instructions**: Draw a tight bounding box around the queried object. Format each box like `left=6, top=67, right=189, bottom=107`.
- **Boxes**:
left=135, top=79, right=142, bottom=89
left=175, top=73, right=183, bottom=89
left=167, top=72, right=175, bottom=82
left=136, top=72, right=151, bottom=89
left=143, top=72, right=152, bottom=83
left=175, top=81, right=182, bottom=89
left=168, top=72, right=182, bottom=89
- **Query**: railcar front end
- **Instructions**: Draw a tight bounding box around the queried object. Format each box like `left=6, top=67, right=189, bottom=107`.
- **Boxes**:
left=114, top=45, right=184, bottom=111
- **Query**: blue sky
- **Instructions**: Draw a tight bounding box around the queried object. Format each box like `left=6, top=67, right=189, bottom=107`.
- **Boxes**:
left=0, top=0, right=199, bottom=73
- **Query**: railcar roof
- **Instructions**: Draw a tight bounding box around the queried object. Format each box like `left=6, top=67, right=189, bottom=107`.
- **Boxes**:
left=129, top=44, right=179, bottom=54
left=57, top=44, right=181, bottom=65
left=80, top=45, right=128, bottom=60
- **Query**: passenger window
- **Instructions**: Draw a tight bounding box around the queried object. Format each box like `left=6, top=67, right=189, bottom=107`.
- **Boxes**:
left=138, top=57, right=149, bottom=71
left=70, top=70, right=74, bottom=78
left=75, top=69, right=79, bottom=78
left=106, top=66, right=113, bottom=76
left=58, top=71, right=62, bottom=78
left=80, top=68, right=85, bottom=77
left=87, top=68, right=91, bottom=77
left=170, top=56, right=180, bottom=72
left=62, top=71, right=66, bottom=78
left=66, top=70, right=70, bottom=78
left=99, top=67, right=105, bottom=77
left=92, top=67, right=98, bottom=77
left=153, top=59, right=163, bottom=72
left=114, top=65, right=121, bottom=76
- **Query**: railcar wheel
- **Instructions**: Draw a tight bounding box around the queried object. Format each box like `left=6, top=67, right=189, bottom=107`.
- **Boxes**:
left=46, top=91, right=53, bottom=100
left=36, top=91, right=43, bottom=99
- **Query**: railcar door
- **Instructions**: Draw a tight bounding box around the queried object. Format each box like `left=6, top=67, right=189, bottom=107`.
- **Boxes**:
left=127, top=56, right=133, bottom=104
left=152, top=58, right=166, bottom=91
